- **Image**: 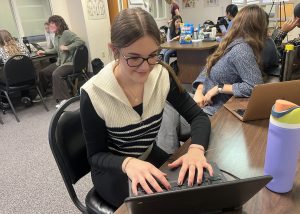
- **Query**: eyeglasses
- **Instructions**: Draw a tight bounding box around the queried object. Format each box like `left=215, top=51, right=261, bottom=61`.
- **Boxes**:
left=121, top=53, right=161, bottom=67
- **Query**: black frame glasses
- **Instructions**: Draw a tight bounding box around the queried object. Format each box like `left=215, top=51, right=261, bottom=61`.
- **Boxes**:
left=121, top=53, right=162, bottom=67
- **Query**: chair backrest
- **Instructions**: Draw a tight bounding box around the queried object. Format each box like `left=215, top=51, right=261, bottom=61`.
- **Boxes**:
left=73, top=45, right=88, bottom=75
left=48, top=96, right=89, bottom=212
left=3, top=55, right=36, bottom=86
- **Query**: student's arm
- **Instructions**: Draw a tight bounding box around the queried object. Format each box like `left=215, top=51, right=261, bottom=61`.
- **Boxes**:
left=193, top=70, right=208, bottom=107
left=272, top=28, right=287, bottom=47
left=193, top=84, right=207, bottom=108
left=80, top=90, right=126, bottom=172
left=167, top=73, right=212, bottom=184
left=272, top=18, right=299, bottom=47
left=62, top=30, right=85, bottom=51
left=230, top=44, right=263, bottom=97
left=167, top=74, right=211, bottom=150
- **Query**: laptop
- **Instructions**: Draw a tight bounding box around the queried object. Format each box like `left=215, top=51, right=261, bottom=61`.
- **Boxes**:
left=31, top=43, right=45, bottom=51
left=224, top=80, right=300, bottom=122
left=219, top=25, right=227, bottom=34
left=125, top=163, right=272, bottom=214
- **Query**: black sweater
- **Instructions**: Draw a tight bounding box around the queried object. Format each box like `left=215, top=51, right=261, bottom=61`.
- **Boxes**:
left=80, top=72, right=211, bottom=173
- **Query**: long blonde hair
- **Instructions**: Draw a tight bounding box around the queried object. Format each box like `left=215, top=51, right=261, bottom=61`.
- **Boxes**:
left=0, top=30, right=21, bottom=56
left=206, top=5, right=268, bottom=75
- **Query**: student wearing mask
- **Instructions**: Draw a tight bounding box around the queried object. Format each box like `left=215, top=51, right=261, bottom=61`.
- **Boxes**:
left=80, top=7, right=211, bottom=208
left=193, top=5, right=266, bottom=116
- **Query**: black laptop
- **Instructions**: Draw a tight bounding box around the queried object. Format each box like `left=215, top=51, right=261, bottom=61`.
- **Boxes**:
left=125, top=163, right=272, bottom=214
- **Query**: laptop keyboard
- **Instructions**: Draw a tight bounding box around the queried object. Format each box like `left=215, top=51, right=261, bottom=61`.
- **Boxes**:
left=234, top=108, right=246, bottom=117
left=136, top=162, right=226, bottom=195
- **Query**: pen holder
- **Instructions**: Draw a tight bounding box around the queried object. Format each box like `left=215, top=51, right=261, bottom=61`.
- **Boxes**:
left=264, top=100, right=300, bottom=193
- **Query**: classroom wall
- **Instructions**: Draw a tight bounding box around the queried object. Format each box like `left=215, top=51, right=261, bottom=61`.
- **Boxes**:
left=50, top=0, right=112, bottom=64
left=178, top=0, right=231, bottom=26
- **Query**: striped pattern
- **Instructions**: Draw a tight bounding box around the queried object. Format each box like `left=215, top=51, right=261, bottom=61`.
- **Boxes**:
left=107, top=111, right=163, bottom=156
left=82, top=61, right=170, bottom=157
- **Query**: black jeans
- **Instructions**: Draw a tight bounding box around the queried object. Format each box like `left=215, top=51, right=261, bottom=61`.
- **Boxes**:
left=91, top=144, right=170, bottom=208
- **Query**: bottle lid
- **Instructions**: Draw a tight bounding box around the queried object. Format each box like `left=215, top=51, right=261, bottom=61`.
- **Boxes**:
left=285, top=44, right=295, bottom=51
left=271, top=99, right=300, bottom=125
left=274, top=99, right=298, bottom=112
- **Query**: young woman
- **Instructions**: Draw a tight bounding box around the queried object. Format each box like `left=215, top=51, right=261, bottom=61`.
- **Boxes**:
left=165, top=0, right=180, bottom=18
left=37, top=15, right=84, bottom=107
left=80, top=8, right=211, bottom=208
left=0, top=30, right=29, bottom=64
left=193, top=5, right=267, bottom=116
left=0, top=29, right=31, bottom=107
left=163, top=15, right=182, bottom=64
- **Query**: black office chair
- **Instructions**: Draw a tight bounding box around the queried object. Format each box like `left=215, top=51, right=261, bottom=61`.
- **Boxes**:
left=63, top=45, right=89, bottom=96
left=0, top=55, right=48, bottom=122
left=48, top=96, right=115, bottom=214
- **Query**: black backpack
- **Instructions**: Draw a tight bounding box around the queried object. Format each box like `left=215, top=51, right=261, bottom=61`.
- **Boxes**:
left=91, top=58, right=104, bottom=75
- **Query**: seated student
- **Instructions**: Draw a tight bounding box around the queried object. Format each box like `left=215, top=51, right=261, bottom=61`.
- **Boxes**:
left=163, top=15, right=182, bottom=64
left=80, top=7, right=211, bottom=208
left=193, top=5, right=266, bottom=116
left=272, top=3, right=300, bottom=48
left=37, top=15, right=84, bottom=108
left=261, top=13, right=280, bottom=77
left=225, top=4, right=238, bottom=33
left=0, top=29, right=32, bottom=107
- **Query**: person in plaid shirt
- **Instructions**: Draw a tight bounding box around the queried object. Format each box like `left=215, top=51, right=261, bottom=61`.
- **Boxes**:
left=272, top=3, right=300, bottom=47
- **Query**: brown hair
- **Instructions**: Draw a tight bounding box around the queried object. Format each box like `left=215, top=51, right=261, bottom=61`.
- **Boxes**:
left=0, top=29, right=21, bottom=56
left=111, top=7, right=183, bottom=91
left=206, top=4, right=268, bottom=75
left=48, top=15, right=69, bottom=35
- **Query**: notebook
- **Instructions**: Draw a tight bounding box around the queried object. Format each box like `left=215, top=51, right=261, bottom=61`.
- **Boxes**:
left=125, top=163, right=272, bottom=214
left=223, top=80, right=300, bottom=122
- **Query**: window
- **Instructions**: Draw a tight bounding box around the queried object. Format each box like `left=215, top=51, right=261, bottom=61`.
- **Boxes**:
left=0, top=0, right=52, bottom=38
left=232, top=0, right=289, bottom=6
left=146, top=0, right=167, bottom=19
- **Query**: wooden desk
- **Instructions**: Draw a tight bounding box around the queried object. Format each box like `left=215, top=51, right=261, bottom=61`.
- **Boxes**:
left=161, top=41, right=218, bottom=84
left=115, top=106, right=300, bottom=214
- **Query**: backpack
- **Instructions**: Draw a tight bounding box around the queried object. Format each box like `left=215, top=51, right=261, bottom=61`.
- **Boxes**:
left=91, top=58, right=104, bottom=75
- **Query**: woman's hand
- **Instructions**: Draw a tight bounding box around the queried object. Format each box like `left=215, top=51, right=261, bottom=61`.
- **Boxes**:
left=204, top=86, right=219, bottom=106
left=194, top=92, right=207, bottom=108
left=281, top=17, right=300, bottom=33
left=124, top=158, right=171, bottom=196
left=59, top=45, right=69, bottom=51
left=168, top=145, right=213, bottom=186
left=194, top=84, right=208, bottom=108
left=37, top=50, right=45, bottom=56
left=171, top=36, right=180, bottom=41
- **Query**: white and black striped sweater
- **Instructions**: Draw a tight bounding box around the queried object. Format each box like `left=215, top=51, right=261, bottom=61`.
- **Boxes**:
left=81, top=61, right=210, bottom=172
